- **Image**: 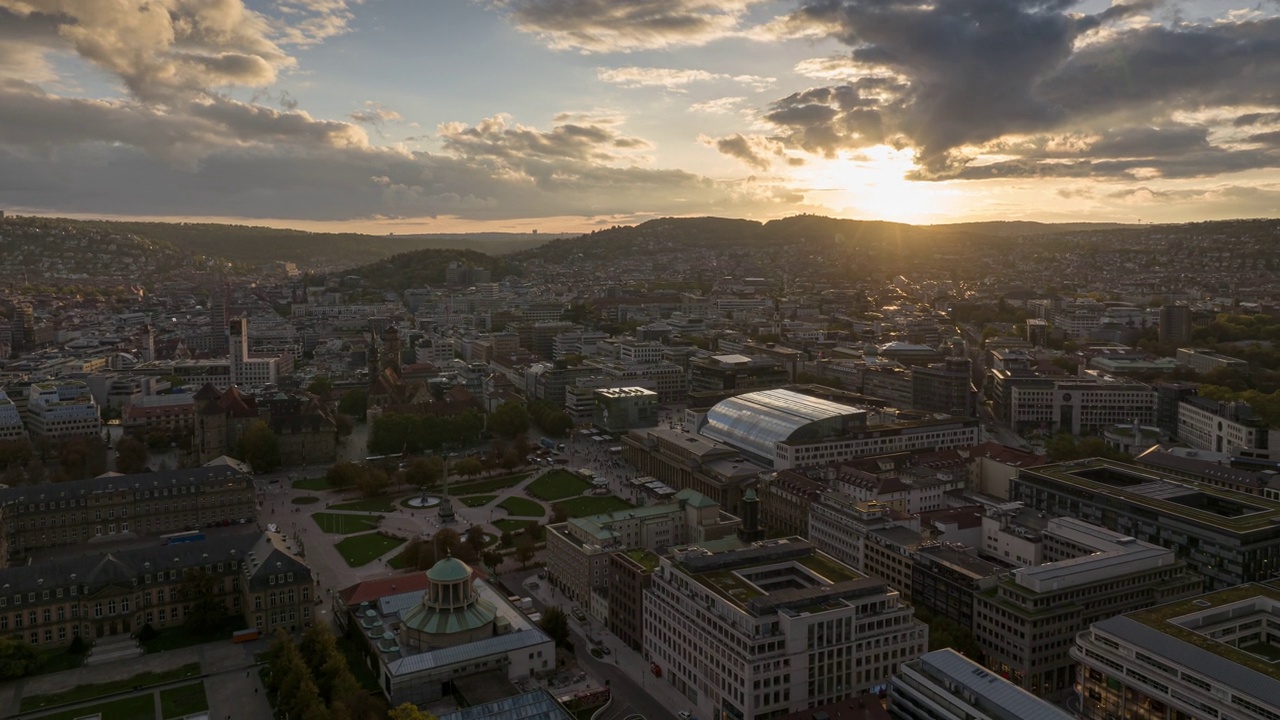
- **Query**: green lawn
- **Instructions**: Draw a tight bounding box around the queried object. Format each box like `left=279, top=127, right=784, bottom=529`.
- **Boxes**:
left=293, top=476, right=334, bottom=491
left=291, top=495, right=320, bottom=505
left=141, top=616, right=247, bottom=653
left=21, top=662, right=201, bottom=711
left=493, top=519, right=545, bottom=542
left=329, top=497, right=396, bottom=513
left=459, top=494, right=497, bottom=507
left=39, top=694, right=157, bottom=720
left=498, top=496, right=545, bottom=517
left=160, top=683, right=209, bottom=718
left=527, top=470, right=592, bottom=501
left=450, top=472, right=530, bottom=495
left=311, top=512, right=381, bottom=534
left=336, top=532, right=405, bottom=567
left=557, top=495, right=635, bottom=518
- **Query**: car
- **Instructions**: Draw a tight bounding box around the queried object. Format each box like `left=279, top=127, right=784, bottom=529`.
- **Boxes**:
left=678, top=712, right=693, bottom=720
left=267, top=523, right=279, bottom=532
left=538, top=570, right=546, bottom=579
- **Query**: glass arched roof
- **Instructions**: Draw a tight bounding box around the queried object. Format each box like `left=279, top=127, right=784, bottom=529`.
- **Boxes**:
left=702, top=389, right=865, bottom=460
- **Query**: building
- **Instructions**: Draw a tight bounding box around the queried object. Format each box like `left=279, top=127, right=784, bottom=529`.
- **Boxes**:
left=122, top=393, right=196, bottom=442
left=437, top=689, right=575, bottom=720
left=911, top=545, right=1007, bottom=631
left=1176, top=347, right=1249, bottom=375
left=1178, top=394, right=1276, bottom=459
left=1135, top=446, right=1280, bottom=499
left=0, top=389, right=25, bottom=442
left=622, top=427, right=767, bottom=517
left=26, top=380, right=102, bottom=443
left=192, top=383, right=260, bottom=465
left=592, top=386, right=659, bottom=433
left=1154, top=380, right=1198, bottom=436
left=0, top=465, right=256, bottom=563
left=1073, top=582, right=1280, bottom=720
left=645, top=537, right=927, bottom=719
left=544, top=488, right=742, bottom=613
left=689, top=354, right=791, bottom=394
left=911, top=358, right=976, bottom=417
left=889, top=648, right=1074, bottom=720
left=1158, top=304, right=1193, bottom=346
left=228, top=317, right=282, bottom=387
left=864, top=526, right=924, bottom=601
left=808, top=496, right=894, bottom=573
left=607, top=548, right=658, bottom=653
left=335, top=557, right=554, bottom=707
left=1012, top=459, right=1280, bottom=589
left=0, top=531, right=312, bottom=649
left=972, top=517, right=1201, bottom=695
left=1008, top=376, right=1156, bottom=436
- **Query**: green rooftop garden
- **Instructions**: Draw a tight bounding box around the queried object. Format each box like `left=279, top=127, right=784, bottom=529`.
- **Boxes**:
left=625, top=549, right=660, bottom=572
left=796, top=551, right=863, bottom=583
left=1129, top=583, right=1280, bottom=680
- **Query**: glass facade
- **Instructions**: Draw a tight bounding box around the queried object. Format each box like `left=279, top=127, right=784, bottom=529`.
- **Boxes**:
left=702, top=389, right=866, bottom=462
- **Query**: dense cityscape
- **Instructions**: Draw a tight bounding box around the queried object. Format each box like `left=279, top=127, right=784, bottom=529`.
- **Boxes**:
left=0, top=211, right=1279, bottom=720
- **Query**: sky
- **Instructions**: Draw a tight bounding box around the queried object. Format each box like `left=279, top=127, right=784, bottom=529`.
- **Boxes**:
left=1, top=0, right=1279, bottom=234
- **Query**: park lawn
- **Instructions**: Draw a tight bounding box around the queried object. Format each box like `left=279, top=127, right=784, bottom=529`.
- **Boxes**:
left=330, top=497, right=397, bottom=513
left=292, top=476, right=334, bottom=491
left=142, top=616, right=247, bottom=654
left=450, top=472, right=530, bottom=495
left=526, top=470, right=592, bottom=501
left=557, top=495, right=635, bottom=518
left=311, top=512, right=381, bottom=534
left=291, top=495, right=320, bottom=505
left=498, top=496, right=545, bottom=518
left=160, top=683, right=209, bottom=718
left=21, top=662, right=201, bottom=711
left=459, top=494, right=496, bottom=507
left=39, top=694, right=157, bottom=720
left=336, top=532, right=405, bottom=567
left=493, top=519, right=545, bottom=542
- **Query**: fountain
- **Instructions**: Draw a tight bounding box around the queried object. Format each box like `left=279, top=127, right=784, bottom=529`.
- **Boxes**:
left=407, top=494, right=441, bottom=509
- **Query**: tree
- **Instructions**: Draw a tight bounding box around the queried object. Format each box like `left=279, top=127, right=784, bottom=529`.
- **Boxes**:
left=453, top=457, right=484, bottom=480
left=308, top=376, right=334, bottom=398
left=514, top=533, right=537, bottom=569
left=403, top=456, right=443, bottom=488
left=115, top=436, right=149, bottom=473
left=357, top=467, right=390, bottom=497
left=488, top=401, right=530, bottom=440
left=239, top=420, right=281, bottom=473
left=480, top=549, right=504, bottom=574
left=0, top=636, right=38, bottom=679
left=389, top=704, right=438, bottom=720
left=539, top=606, right=571, bottom=648
left=325, top=461, right=361, bottom=490
left=334, top=413, right=354, bottom=438
left=338, top=390, right=368, bottom=419
left=465, top=525, right=487, bottom=554
left=180, top=569, right=227, bottom=635
left=550, top=503, right=568, bottom=524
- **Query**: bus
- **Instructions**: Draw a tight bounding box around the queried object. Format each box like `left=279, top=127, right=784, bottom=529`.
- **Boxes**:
left=232, top=628, right=261, bottom=643
left=162, top=530, right=205, bottom=545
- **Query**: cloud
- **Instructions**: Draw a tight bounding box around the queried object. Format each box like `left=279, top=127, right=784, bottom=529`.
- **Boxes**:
left=487, top=0, right=769, bottom=53
left=349, top=101, right=403, bottom=126
left=596, top=66, right=774, bottom=92
left=689, top=96, right=745, bottom=114
left=273, top=0, right=364, bottom=46
left=700, top=133, right=797, bottom=171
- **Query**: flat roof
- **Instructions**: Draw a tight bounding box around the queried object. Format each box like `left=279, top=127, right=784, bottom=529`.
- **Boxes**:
left=1020, top=459, right=1280, bottom=533
left=908, top=649, right=1074, bottom=720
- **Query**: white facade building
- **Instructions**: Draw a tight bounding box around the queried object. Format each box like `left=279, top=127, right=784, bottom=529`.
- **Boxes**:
left=26, top=381, right=101, bottom=442
left=1178, top=395, right=1277, bottom=459
left=1009, top=376, right=1156, bottom=436
left=0, top=390, right=25, bottom=442
left=645, top=537, right=926, bottom=719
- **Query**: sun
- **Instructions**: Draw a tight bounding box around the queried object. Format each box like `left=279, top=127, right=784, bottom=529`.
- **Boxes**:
left=790, top=146, right=959, bottom=224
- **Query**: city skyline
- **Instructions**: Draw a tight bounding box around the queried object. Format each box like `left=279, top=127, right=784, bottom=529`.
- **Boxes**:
left=1, top=0, right=1278, bottom=234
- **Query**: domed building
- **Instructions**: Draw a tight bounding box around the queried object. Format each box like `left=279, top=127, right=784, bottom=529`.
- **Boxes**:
left=399, top=556, right=496, bottom=649
left=336, top=554, right=554, bottom=707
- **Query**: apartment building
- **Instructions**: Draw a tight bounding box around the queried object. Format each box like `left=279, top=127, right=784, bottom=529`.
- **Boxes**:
left=890, top=648, right=1074, bottom=720
left=0, top=466, right=256, bottom=563
left=1012, top=459, right=1280, bottom=589
left=972, top=517, right=1201, bottom=695
left=607, top=548, right=658, bottom=653
left=808, top=496, right=893, bottom=572
left=910, top=546, right=1007, bottom=631
left=910, top=357, right=976, bottom=417
left=1073, top=582, right=1280, bottom=720
left=0, top=532, right=312, bottom=649
left=26, top=380, right=102, bottom=443
left=645, top=537, right=927, bottom=719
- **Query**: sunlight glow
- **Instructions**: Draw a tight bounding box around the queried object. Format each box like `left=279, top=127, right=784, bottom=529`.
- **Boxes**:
left=791, top=146, right=961, bottom=224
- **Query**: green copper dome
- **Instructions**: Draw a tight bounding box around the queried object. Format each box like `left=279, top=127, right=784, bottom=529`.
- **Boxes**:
left=426, top=556, right=472, bottom=583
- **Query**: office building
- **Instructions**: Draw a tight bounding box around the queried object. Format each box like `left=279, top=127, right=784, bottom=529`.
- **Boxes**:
left=645, top=537, right=927, bottom=719
left=1178, top=395, right=1276, bottom=460
left=911, top=545, right=1007, bottom=631
left=592, top=386, right=659, bottom=433
left=689, top=354, right=791, bottom=394
left=1008, top=376, right=1156, bottom=436
left=889, top=648, right=1074, bottom=720
left=1158, top=304, right=1193, bottom=346
left=622, top=427, right=767, bottom=517
left=1176, top=347, right=1249, bottom=375
left=911, top=358, right=976, bottom=417
left=0, top=390, right=24, bottom=442
left=1154, top=381, right=1198, bottom=436
left=972, top=517, right=1201, bottom=695
left=26, top=381, right=102, bottom=443
left=122, top=393, right=196, bottom=441
left=1012, top=459, right=1280, bottom=590
left=607, top=548, right=659, bottom=653
left=1073, top=582, right=1280, bottom=720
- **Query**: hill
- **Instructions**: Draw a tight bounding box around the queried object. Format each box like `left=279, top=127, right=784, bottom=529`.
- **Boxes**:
left=344, top=248, right=516, bottom=291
